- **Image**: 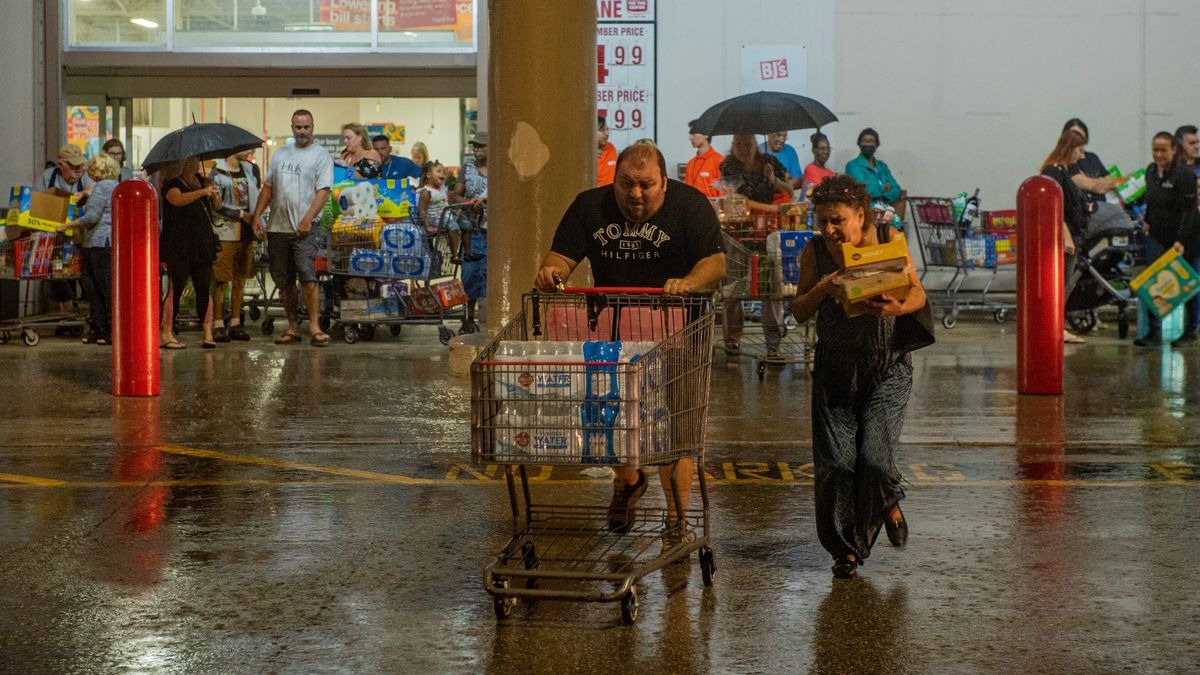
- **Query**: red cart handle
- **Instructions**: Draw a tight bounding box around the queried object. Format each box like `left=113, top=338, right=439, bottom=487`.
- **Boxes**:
left=556, top=286, right=664, bottom=295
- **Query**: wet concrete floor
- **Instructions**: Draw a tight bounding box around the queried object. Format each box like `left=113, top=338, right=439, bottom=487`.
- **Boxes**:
left=1, top=316, right=1198, bottom=673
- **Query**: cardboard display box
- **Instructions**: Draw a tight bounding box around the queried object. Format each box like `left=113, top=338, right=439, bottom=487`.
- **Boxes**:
left=1131, top=248, right=1200, bottom=318
left=834, top=233, right=914, bottom=316
left=7, top=186, right=79, bottom=233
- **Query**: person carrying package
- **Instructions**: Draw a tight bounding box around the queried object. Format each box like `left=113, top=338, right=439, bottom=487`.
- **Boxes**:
left=534, top=140, right=726, bottom=543
left=55, top=154, right=120, bottom=345
left=790, top=175, right=928, bottom=579
left=34, top=144, right=96, bottom=320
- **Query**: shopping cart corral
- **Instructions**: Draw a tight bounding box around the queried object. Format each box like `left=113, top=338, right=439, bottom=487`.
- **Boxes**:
left=908, top=198, right=1016, bottom=328
left=471, top=289, right=717, bottom=624
left=0, top=233, right=88, bottom=346
left=322, top=214, right=466, bottom=344
left=720, top=224, right=817, bottom=379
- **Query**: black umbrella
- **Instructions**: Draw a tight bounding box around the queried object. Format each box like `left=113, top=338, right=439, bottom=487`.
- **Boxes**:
left=141, top=122, right=263, bottom=173
left=691, top=91, right=838, bottom=137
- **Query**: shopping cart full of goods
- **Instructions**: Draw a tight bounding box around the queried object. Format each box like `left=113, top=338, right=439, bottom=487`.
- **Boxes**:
left=719, top=210, right=816, bottom=380
left=0, top=232, right=87, bottom=346
left=471, top=288, right=717, bottom=624
left=907, top=197, right=1016, bottom=328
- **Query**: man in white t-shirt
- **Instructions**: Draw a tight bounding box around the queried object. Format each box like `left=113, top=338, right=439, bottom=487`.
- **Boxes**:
left=251, top=109, right=334, bottom=346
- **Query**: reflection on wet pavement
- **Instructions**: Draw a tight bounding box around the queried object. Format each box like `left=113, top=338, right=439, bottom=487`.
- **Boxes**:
left=0, top=320, right=1197, bottom=672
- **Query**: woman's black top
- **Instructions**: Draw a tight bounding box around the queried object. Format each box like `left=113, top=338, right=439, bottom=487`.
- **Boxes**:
left=1143, top=162, right=1199, bottom=254
left=1041, top=164, right=1089, bottom=236
left=161, top=175, right=217, bottom=267
left=719, top=154, right=787, bottom=204
left=1068, top=151, right=1110, bottom=204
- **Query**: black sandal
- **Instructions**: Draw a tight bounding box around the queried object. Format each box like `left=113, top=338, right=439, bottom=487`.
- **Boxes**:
left=832, top=555, right=857, bottom=579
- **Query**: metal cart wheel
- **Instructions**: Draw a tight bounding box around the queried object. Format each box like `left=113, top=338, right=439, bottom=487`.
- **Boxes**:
left=994, top=309, right=1008, bottom=323
left=438, top=326, right=454, bottom=345
left=1118, top=309, right=1130, bottom=339
left=522, top=543, right=540, bottom=589
left=360, top=324, right=376, bottom=341
left=1, top=331, right=10, bottom=344
left=941, top=313, right=957, bottom=329
left=620, top=589, right=639, bottom=625
left=261, top=318, right=275, bottom=336
left=69, top=326, right=84, bottom=338
left=1067, top=310, right=1096, bottom=334
left=699, top=546, right=716, bottom=587
left=343, top=326, right=359, bottom=344
left=248, top=306, right=262, bottom=321
left=389, top=324, right=402, bottom=337
left=756, top=361, right=766, bottom=381
left=492, top=580, right=514, bottom=621
left=22, top=328, right=40, bottom=347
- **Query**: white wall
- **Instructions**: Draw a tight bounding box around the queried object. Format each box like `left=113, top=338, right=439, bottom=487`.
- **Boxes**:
left=1, top=3, right=39, bottom=193
left=656, top=0, right=837, bottom=176
left=833, top=0, right=1200, bottom=211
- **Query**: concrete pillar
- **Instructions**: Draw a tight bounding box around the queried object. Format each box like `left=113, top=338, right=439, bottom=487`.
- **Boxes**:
left=486, top=0, right=596, bottom=328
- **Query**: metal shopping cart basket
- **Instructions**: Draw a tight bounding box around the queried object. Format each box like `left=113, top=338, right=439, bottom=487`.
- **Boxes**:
left=721, top=223, right=816, bottom=379
left=470, top=288, right=717, bottom=624
left=0, top=232, right=87, bottom=346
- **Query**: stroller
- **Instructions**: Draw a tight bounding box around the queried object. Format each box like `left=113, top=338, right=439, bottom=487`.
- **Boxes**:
left=1064, top=204, right=1144, bottom=339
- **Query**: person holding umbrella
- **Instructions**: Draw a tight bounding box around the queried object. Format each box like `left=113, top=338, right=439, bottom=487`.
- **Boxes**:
left=158, top=155, right=221, bottom=350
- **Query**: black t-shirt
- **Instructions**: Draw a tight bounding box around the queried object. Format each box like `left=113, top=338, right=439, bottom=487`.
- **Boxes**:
left=1143, top=162, right=1199, bottom=252
left=1068, top=151, right=1109, bottom=203
left=1042, top=164, right=1089, bottom=236
left=551, top=180, right=724, bottom=287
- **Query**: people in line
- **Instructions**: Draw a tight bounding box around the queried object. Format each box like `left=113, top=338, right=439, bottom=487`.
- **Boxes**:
left=845, top=128, right=906, bottom=219
left=1175, top=125, right=1200, bottom=181
left=1136, top=131, right=1200, bottom=347
left=159, top=156, right=220, bottom=350
left=419, top=160, right=478, bottom=265
left=684, top=120, right=723, bottom=198
left=1039, top=128, right=1090, bottom=345
left=209, top=150, right=261, bottom=342
left=596, top=115, right=618, bottom=187
left=803, top=131, right=835, bottom=192
left=1061, top=119, right=1131, bottom=240
left=790, top=174, right=927, bottom=579
left=535, top=141, right=725, bottom=547
left=372, top=134, right=421, bottom=182
left=339, top=122, right=382, bottom=179
left=101, top=138, right=134, bottom=182
left=760, top=130, right=804, bottom=190
left=56, top=154, right=120, bottom=345
left=252, top=109, right=335, bottom=347
left=719, top=133, right=793, bottom=359
left=452, top=132, right=489, bottom=333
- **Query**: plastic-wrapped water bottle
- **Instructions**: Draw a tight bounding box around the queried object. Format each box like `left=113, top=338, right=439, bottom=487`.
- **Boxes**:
left=494, top=341, right=535, bottom=399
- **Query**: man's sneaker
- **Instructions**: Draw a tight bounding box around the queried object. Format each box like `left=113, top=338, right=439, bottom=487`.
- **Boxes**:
left=458, top=319, right=479, bottom=335
left=213, top=326, right=230, bottom=343
left=1133, top=331, right=1161, bottom=347
left=228, top=324, right=251, bottom=341
left=724, top=341, right=741, bottom=356
left=606, top=470, right=648, bottom=533
left=1171, top=331, right=1199, bottom=348
left=765, top=348, right=785, bottom=363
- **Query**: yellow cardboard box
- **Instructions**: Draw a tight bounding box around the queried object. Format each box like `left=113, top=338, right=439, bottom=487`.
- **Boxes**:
left=836, top=233, right=913, bottom=316
left=6, top=186, right=78, bottom=233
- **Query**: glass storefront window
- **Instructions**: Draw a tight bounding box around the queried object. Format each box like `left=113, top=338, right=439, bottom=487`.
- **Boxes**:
left=68, top=0, right=167, bottom=47
left=65, top=0, right=475, bottom=52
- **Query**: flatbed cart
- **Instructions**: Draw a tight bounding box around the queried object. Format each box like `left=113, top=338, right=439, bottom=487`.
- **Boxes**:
left=323, top=216, right=463, bottom=344
left=908, top=197, right=1015, bottom=328
left=720, top=224, right=816, bottom=380
left=0, top=233, right=87, bottom=346
left=471, top=288, right=717, bottom=624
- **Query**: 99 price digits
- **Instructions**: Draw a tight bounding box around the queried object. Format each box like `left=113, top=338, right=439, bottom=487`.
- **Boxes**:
left=611, top=108, right=644, bottom=130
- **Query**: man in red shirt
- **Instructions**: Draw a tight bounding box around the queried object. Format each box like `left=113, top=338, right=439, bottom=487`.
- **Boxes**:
left=684, top=120, right=724, bottom=198
left=596, top=115, right=618, bottom=186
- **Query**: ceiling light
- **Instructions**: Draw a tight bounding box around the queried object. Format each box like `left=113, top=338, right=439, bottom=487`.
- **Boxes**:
left=130, top=18, right=159, bottom=29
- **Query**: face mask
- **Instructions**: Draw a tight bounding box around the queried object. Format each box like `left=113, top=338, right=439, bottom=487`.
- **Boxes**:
left=860, top=145, right=876, bottom=158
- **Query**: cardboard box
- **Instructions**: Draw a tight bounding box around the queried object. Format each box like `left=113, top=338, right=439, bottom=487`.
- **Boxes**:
left=432, top=278, right=467, bottom=308
left=340, top=299, right=370, bottom=320
left=6, top=186, right=78, bottom=233
left=1131, top=248, right=1200, bottom=318
left=835, top=233, right=913, bottom=316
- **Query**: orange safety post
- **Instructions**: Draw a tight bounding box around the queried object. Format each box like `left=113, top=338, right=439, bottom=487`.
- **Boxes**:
left=111, top=181, right=160, bottom=397
left=1016, top=176, right=1063, bottom=395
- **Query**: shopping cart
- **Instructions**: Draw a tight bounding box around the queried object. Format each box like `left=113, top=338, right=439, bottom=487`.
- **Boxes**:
left=0, top=232, right=87, bottom=346
left=471, top=288, right=717, bottom=624
left=720, top=218, right=816, bottom=380
left=322, top=214, right=463, bottom=344
left=908, top=197, right=1014, bottom=328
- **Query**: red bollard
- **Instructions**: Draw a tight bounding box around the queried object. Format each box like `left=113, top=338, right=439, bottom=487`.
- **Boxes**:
left=1016, top=176, right=1064, bottom=395
left=111, top=181, right=160, bottom=397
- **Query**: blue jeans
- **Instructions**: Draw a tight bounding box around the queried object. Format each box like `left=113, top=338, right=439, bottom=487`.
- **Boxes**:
left=1142, top=236, right=1200, bottom=335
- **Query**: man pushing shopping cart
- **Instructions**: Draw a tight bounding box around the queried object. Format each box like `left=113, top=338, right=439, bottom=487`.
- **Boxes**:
left=534, top=141, right=726, bottom=538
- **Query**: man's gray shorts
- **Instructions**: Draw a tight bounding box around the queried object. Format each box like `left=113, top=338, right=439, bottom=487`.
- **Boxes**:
left=267, top=232, right=319, bottom=287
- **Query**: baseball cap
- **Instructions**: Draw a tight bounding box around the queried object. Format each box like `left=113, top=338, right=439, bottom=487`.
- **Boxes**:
left=57, top=144, right=86, bottom=167
left=468, top=131, right=489, bottom=146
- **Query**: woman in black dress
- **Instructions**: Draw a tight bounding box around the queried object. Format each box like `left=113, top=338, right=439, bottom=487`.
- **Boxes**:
left=791, top=175, right=928, bottom=578
left=159, top=155, right=220, bottom=349
left=1137, top=131, right=1200, bottom=347
left=1040, top=129, right=1091, bottom=344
